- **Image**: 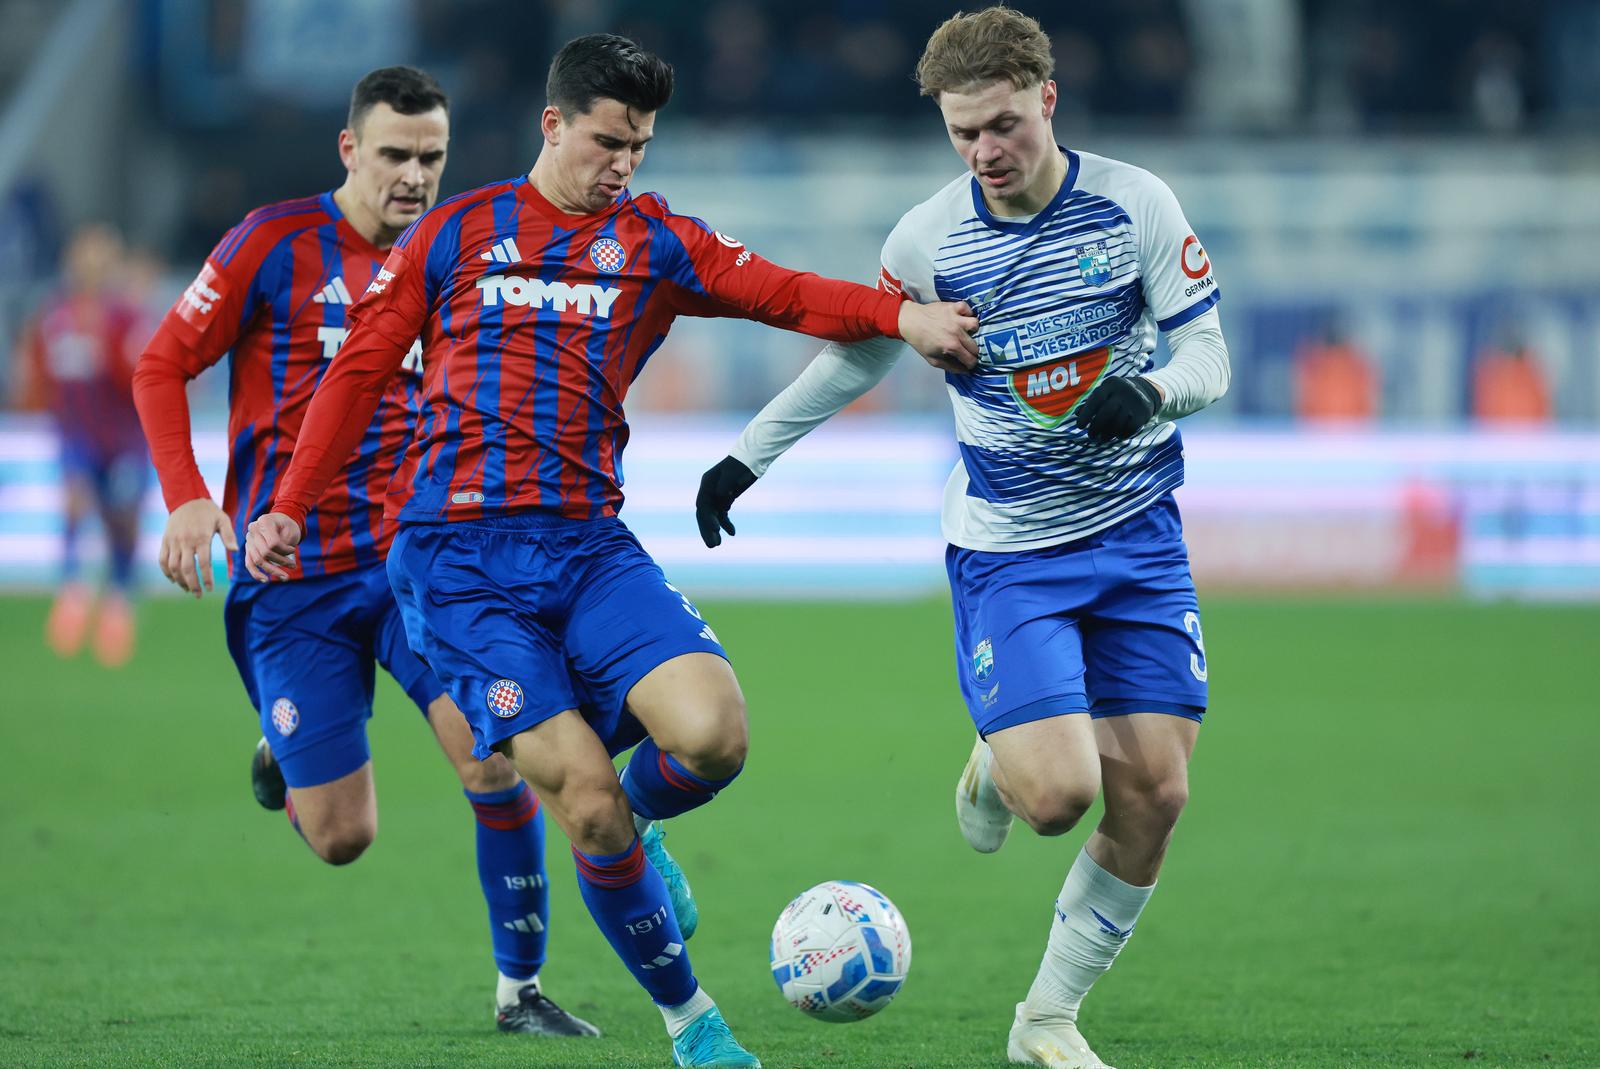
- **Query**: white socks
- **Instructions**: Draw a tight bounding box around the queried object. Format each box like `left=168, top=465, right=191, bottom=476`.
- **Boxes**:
left=659, top=984, right=715, bottom=1038
left=496, top=971, right=537, bottom=1008
left=1024, top=847, right=1155, bottom=1023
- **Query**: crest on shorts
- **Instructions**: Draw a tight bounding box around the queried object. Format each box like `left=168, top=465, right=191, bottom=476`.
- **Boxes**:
left=1076, top=241, right=1112, bottom=287
left=588, top=237, right=627, bottom=274
left=486, top=679, right=524, bottom=719
left=270, top=697, right=299, bottom=737
left=972, top=638, right=995, bottom=683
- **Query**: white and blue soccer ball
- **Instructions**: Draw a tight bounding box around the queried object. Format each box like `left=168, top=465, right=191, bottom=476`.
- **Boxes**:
left=769, top=880, right=912, bottom=1022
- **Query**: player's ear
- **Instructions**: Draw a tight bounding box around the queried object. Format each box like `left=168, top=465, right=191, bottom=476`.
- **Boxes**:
left=337, top=128, right=358, bottom=173
left=1040, top=80, right=1057, bottom=121
left=540, top=105, right=563, bottom=146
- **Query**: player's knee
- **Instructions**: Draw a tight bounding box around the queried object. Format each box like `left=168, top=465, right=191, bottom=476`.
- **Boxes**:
left=561, top=785, right=635, bottom=855
left=1139, top=778, right=1190, bottom=830
left=307, top=822, right=376, bottom=866
left=671, top=697, right=749, bottom=782
left=455, top=752, right=521, bottom=794
left=1108, top=773, right=1189, bottom=834
left=1018, top=783, right=1098, bottom=837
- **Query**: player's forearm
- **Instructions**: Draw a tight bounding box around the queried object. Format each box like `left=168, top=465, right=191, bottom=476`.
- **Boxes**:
left=1146, top=308, right=1230, bottom=421
left=731, top=337, right=901, bottom=476
left=271, top=324, right=407, bottom=530
left=132, top=344, right=212, bottom=510
left=735, top=265, right=904, bottom=344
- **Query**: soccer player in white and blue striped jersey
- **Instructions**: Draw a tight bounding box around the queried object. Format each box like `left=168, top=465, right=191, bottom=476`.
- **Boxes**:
left=695, top=9, right=1229, bottom=1068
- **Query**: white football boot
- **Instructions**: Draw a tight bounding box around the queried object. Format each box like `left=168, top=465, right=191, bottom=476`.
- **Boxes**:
left=1007, top=1003, right=1113, bottom=1069
left=955, top=735, right=1014, bottom=852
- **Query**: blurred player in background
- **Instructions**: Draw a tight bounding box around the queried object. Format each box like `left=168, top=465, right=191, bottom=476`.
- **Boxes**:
left=696, top=8, right=1229, bottom=1068
left=18, top=223, right=148, bottom=667
left=244, top=33, right=978, bottom=1068
left=131, top=67, right=596, bottom=1038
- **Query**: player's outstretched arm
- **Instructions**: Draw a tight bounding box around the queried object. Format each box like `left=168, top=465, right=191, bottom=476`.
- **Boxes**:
left=660, top=212, right=979, bottom=369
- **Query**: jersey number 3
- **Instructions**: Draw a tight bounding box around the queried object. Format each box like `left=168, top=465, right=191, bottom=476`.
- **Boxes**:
left=1183, top=611, right=1208, bottom=682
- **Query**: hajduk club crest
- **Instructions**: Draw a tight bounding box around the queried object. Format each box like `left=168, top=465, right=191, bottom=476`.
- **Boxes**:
left=486, top=679, right=525, bottom=719
left=588, top=237, right=627, bottom=273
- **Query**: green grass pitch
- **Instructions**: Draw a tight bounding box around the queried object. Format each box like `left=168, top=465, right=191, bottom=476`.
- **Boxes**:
left=1, top=593, right=1595, bottom=1068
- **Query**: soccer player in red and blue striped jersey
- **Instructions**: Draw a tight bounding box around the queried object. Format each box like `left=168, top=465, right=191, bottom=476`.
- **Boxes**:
left=245, top=35, right=978, bottom=1068
left=21, top=224, right=150, bottom=667
left=132, top=67, right=595, bottom=1038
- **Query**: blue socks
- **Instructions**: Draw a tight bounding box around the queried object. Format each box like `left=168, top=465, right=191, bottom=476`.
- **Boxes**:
left=621, top=738, right=741, bottom=822
left=465, top=783, right=549, bottom=981
left=573, top=836, right=697, bottom=1006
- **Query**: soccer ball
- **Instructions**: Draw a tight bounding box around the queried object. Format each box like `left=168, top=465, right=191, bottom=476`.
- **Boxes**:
left=769, top=880, right=912, bottom=1022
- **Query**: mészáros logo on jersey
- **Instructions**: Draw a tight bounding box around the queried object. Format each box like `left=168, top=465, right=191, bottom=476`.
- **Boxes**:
left=477, top=276, right=622, bottom=317
left=1006, top=346, right=1111, bottom=429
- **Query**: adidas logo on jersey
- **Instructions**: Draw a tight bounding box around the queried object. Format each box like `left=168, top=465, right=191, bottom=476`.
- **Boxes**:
left=480, top=238, right=522, bottom=263
left=477, top=275, right=622, bottom=318
left=502, top=912, right=546, bottom=935
left=312, top=276, right=355, bottom=304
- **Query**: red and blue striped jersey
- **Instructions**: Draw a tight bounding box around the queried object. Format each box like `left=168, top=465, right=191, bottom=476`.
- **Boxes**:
left=24, top=291, right=147, bottom=459
left=272, top=176, right=903, bottom=529
left=133, top=191, right=422, bottom=580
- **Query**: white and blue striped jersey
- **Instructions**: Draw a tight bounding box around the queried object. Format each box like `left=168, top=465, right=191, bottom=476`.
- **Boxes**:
left=733, top=148, right=1223, bottom=552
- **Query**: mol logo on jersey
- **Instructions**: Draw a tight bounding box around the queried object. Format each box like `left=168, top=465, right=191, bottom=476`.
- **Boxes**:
left=1006, top=346, right=1111, bottom=429
left=477, top=275, right=622, bottom=318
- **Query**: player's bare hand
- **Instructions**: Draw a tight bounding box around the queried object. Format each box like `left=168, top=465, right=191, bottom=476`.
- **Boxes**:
left=244, top=512, right=302, bottom=582
left=898, top=300, right=980, bottom=372
left=160, top=498, right=238, bottom=598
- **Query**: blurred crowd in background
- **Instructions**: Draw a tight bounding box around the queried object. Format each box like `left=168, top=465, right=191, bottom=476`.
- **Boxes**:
left=4, top=0, right=1598, bottom=425
left=1, top=0, right=1595, bottom=617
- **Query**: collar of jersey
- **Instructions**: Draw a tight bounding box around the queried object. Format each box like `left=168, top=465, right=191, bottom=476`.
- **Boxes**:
left=318, top=190, right=387, bottom=259
left=968, top=147, right=1078, bottom=235
left=514, top=175, right=632, bottom=224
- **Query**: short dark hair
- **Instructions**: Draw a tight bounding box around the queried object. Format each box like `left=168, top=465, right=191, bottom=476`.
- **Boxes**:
left=348, top=66, right=449, bottom=134
left=546, top=33, right=673, bottom=119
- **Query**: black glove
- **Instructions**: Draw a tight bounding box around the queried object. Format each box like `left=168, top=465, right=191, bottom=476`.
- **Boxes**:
left=1073, top=376, right=1162, bottom=442
left=696, top=456, right=757, bottom=547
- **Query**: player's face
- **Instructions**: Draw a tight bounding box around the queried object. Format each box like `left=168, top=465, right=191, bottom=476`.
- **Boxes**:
left=938, top=80, right=1060, bottom=212
left=543, top=99, right=655, bottom=214
left=65, top=226, right=122, bottom=294
left=340, top=103, right=449, bottom=236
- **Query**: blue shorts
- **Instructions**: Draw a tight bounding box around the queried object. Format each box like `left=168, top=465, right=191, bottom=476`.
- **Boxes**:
left=59, top=438, right=148, bottom=513
left=224, top=562, right=445, bottom=788
left=946, top=494, right=1209, bottom=738
left=387, top=512, right=728, bottom=761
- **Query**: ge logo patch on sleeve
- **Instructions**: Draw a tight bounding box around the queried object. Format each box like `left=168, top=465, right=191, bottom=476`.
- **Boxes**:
left=486, top=679, right=525, bottom=719
left=270, top=698, right=299, bottom=737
